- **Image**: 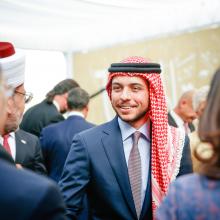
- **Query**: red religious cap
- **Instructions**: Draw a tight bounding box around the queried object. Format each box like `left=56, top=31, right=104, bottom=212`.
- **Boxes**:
left=0, top=42, right=15, bottom=58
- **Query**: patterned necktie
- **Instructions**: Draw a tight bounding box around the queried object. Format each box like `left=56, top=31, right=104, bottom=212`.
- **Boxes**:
left=3, top=134, right=12, bottom=155
left=128, top=131, right=142, bottom=218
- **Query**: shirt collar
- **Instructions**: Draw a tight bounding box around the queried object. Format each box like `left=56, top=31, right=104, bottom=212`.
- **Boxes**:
left=0, top=132, right=15, bottom=145
left=118, top=117, right=151, bottom=142
left=53, top=100, right=60, bottom=112
left=170, top=110, right=184, bottom=127
left=67, top=111, right=84, bottom=118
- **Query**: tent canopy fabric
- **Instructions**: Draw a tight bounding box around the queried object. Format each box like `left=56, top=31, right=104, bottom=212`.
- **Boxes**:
left=0, top=0, right=220, bottom=52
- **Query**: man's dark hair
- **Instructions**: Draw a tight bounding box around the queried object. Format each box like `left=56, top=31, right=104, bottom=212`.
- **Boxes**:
left=67, top=87, right=89, bottom=111
left=196, top=67, right=220, bottom=179
left=46, top=79, right=79, bottom=103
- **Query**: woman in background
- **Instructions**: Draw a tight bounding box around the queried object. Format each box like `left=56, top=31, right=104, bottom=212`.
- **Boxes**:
left=156, top=68, right=220, bottom=220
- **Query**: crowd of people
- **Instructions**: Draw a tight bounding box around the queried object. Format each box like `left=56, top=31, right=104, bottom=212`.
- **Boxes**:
left=0, top=41, right=219, bottom=220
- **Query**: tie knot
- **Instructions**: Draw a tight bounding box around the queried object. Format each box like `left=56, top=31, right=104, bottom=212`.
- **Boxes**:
left=133, top=131, right=141, bottom=146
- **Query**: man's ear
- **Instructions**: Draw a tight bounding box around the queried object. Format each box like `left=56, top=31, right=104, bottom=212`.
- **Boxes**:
left=180, top=99, right=187, bottom=106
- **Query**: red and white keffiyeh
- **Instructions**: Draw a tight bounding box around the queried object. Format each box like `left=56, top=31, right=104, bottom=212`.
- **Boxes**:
left=106, top=56, right=185, bottom=217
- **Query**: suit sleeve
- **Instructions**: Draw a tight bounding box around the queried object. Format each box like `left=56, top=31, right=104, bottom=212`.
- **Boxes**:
left=177, top=135, right=193, bottom=177
left=58, top=134, right=90, bottom=220
left=30, top=182, right=67, bottom=220
left=33, top=138, right=47, bottom=175
left=39, top=128, right=51, bottom=173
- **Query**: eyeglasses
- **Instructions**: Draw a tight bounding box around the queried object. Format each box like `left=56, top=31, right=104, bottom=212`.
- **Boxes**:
left=14, top=90, right=33, bottom=104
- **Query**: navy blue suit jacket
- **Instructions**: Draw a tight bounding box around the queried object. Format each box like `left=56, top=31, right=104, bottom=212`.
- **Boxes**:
left=40, top=115, right=94, bottom=182
left=59, top=117, right=192, bottom=220
left=0, top=159, right=66, bottom=220
left=59, top=117, right=153, bottom=220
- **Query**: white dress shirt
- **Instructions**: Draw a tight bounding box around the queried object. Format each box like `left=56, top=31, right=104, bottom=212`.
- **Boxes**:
left=118, top=117, right=151, bottom=206
left=67, top=111, right=84, bottom=118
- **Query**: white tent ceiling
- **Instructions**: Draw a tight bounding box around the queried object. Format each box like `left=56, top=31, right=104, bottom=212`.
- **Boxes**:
left=0, top=0, right=220, bottom=52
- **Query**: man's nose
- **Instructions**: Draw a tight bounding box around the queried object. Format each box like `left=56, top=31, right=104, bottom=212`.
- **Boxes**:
left=120, top=88, right=131, bottom=100
left=191, top=112, right=197, bottom=120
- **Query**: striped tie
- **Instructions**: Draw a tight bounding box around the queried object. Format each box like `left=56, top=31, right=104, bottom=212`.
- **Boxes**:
left=128, top=131, right=142, bottom=218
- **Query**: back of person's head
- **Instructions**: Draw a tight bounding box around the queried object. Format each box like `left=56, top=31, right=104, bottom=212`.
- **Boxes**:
left=46, top=79, right=79, bottom=104
left=197, top=68, right=220, bottom=178
left=178, top=90, right=195, bottom=105
left=193, top=86, right=209, bottom=117
left=175, top=89, right=197, bottom=123
left=67, top=87, right=89, bottom=111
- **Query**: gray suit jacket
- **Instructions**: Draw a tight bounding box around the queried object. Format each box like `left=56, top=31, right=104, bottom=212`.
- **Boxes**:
left=15, top=129, right=47, bottom=175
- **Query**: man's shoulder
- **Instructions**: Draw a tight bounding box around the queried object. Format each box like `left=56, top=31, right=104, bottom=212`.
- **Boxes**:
left=16, top=129, right=38, bottom=141
left=25, top=100, right=57, bottom=116
left=24, top=100, right=47, bottom=112
left=77, top=118, right=116, bottom=137
left=0, top=160, right=64, bottom=217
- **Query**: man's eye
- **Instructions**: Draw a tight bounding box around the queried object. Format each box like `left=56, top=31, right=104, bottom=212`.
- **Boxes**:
left=112, top=87, right=121, bottom=91
left=133, top=87, right=140, bottom=91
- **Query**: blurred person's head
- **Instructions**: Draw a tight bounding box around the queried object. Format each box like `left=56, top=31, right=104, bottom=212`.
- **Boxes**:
left=67, top=87, right=90, bottom=118
left=0, top=42, right=32, bottom=134
left=193, top=86, right=209, bottom=118
left=197, top=68, right=220, bottom=178
left=174, top=90, right=197, bottom=124
left=46, top=79, right=80, bottom=113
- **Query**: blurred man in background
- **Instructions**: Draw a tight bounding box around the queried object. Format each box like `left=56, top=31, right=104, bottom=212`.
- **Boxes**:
left=40, top=87, right=95, bottom=182
left=20, top=78, right=80, bottom=137
left=168, top=90, right=197, bottom=134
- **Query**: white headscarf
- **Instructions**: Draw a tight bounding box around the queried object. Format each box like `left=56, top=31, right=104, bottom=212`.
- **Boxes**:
left=0, top=42, right=25, bottom=88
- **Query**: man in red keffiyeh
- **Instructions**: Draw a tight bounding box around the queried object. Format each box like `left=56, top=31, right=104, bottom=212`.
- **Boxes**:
left=59, top=56, right=192, bottom=220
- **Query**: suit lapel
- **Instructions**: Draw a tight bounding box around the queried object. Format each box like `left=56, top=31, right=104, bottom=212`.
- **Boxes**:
left=101, top=117, right=137, bottom=219
left=15, top=130, right=27, bottom=162
left=168, top=112, right=178, bottom=127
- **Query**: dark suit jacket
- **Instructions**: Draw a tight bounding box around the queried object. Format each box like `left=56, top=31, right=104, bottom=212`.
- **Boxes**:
left=0, top=144, right=15, bottom=165
left=168, top=112, right=195, bottom=132
left=59, top=117, right=191, bottom=220
left=0, top=159, right=66, bottom=220
left=20, top=99, right=64, bottom=137
left=15, top=129, right=47, bottom=175
left=40, top=115, right=94, bottom=182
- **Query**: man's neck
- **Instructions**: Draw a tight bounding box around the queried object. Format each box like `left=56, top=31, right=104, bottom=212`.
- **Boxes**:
left=67, top=111, right=85, bottom=118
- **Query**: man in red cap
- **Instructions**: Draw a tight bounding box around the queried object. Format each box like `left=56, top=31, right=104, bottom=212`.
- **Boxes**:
left=59, top=56, right=192, bottom=220
left=0, top=41, right=66, bottom=220
left=0, top=42, right=46, bottom=174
